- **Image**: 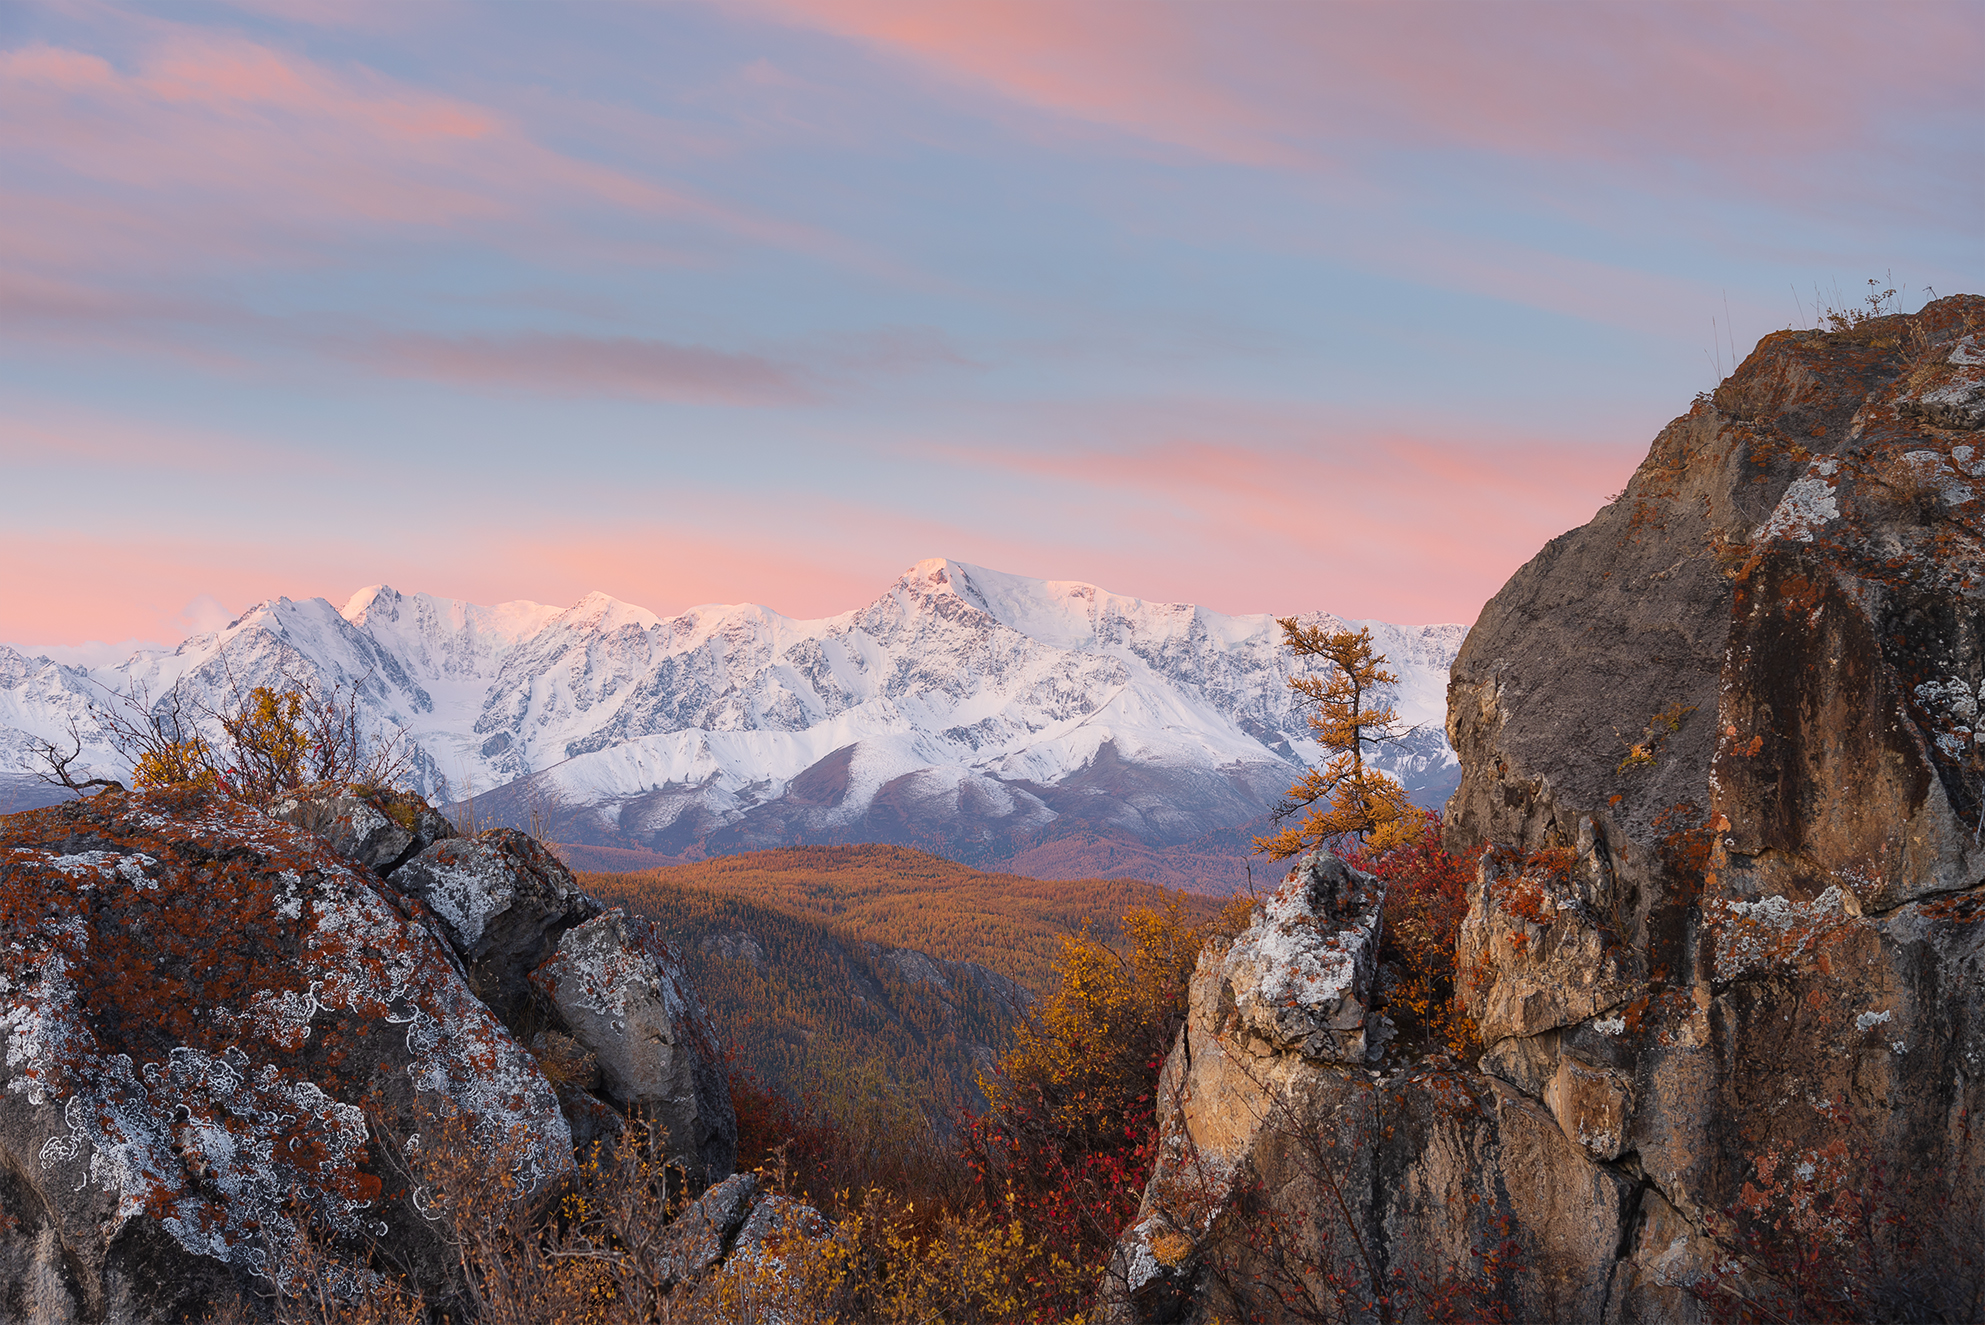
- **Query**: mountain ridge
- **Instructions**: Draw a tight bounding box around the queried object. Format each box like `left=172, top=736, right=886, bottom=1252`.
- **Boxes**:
left=2, top=558, right=1464, bottom=890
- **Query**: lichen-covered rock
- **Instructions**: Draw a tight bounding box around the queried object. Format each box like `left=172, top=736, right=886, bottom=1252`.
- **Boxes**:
left=1457, top=836, right=1637, bottom=1044
left=269, top=781, right=455, bottom=876
left=391, top=827, right=601, bottom=1023
left=728, top=1192, right=831, bottom=1271
left=1215, top=852, right=1382, bottom=1063
left=1113, top=1216, right=1198, bottom=1324
left=657, top=1170, right=760, bottom=1284
left=538, top=909, right=736, bottom=1186
left=1442, top=294, right=1985, bottom=1308
left=1086, top=852, right=1390, bottom=1291
left=300, top=805, right=741, bottom=1188
left=1098, top=1048, right=1634, bottom=1324
left=0, top=787, right=570, bottom=1322
left=1104, top=295, right=1985, bottom=1324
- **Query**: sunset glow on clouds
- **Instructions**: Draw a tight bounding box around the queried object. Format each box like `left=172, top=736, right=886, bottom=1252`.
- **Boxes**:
left=1, top=1, right=1978, bottom=648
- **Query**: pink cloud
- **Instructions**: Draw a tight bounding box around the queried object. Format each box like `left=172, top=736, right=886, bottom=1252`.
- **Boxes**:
left=140, top=36, right=493, bottom=138
left=748, top=1, right=1980, bottom=179
left=0, top=37, right=500, bottom=225
left=922, top=421, right=1643, bottom=622
left=0, top=28, right=844, bottom=283
left=326, top=324, right=967, bottom=403
left=742, top=1, right=1314, bottom=168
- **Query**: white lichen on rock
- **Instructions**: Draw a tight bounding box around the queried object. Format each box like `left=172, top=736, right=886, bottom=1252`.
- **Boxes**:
left=0, top=794, right=572, bottom=1283
left=1913, top=675, right=1983, bottom=763
left=1706, top=886, right=1850, bottom=980
left=45, top=851, right=158, bottom=891
left=1757, top=457, right=1840, bottom=543
left=1215, top=852, right=1380, bottom=1063
left=544, top=909, right=688, bottom=1028
left=1902, top=449, right=1978, bottom=505
left=391, top=837, right=525, bottom=949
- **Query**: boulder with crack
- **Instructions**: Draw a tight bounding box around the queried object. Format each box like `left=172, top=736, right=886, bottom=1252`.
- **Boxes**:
left=537, top=909, right=736, bottom=1187
left=390, top=827, right=602, bottom=1024
left=274, top=784, right=736, bottom=1193
left=269, top=781, right=455, bottom=876
left=656, top=1170, right=761, bottom=1285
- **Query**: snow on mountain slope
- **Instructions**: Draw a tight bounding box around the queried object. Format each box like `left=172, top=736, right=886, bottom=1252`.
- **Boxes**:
left=1, top=559, right=1465, bottom=878
left=338, top=585, right=566, bottom=780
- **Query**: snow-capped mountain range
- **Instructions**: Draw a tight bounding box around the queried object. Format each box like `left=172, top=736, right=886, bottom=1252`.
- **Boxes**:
left=2, top=559, right=1464, bottom=888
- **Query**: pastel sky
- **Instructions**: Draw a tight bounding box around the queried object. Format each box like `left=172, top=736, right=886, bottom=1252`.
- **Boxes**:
left=3, top=0, right=1979, bottom=656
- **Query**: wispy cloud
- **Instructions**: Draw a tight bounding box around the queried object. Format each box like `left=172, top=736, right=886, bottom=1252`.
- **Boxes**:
left=0, top=26, right=846, bottom=279
left=337, top=332, right=815, bottom=405
left=751, top=1, right=1981, bottom=185
left=0, top=277, right=965, bottom=403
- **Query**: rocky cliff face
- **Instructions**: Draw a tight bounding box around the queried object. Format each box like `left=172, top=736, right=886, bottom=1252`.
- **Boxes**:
left=0, top=784, right=735, bottom=1321
left=1102, top=295, right=1985, bottom=1322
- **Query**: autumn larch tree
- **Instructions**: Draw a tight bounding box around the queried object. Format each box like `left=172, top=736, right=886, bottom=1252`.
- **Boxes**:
left=1255, top=619, right=1418, bottom=859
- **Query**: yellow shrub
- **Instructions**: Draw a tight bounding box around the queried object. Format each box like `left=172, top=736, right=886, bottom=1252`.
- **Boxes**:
left=131, top=737, right=218, bottom=792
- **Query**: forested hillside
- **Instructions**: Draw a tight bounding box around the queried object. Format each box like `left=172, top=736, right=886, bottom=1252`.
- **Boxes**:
left=580, top=842, right=1229, bottom=992
left=579, top=844, right=1230, bottom=1122
left=587, top=875, right=1026, bottom=1122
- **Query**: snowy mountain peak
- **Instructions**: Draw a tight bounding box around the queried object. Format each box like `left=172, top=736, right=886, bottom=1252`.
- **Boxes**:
left=890, top=558, right=1257, bottom=653
left=895, top=558, right=988, bottom=612
left=564, top=591, right=663, bottom=634
left=343, top=584, right=563, bottom=643
left=3, top=562, right=1470, bottom=887
left=340, top=584, right=399, bottom=623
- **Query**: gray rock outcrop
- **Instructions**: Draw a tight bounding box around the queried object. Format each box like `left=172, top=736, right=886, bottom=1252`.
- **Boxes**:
left=1101, top=294, right=1985, bottom=1323
left=1213, top=852, right=1383, bottom=1064
left=656, top=1171, right=762, bottom=1284
left=538, top=909, right=736, bottom=1187
left=284, top=785, right=735, bottom=1190
left=269, top=781, right=454, bottom=874
left=0, top=787, right=573, bottom=1322
left=393, top=827, right=602, bottom=1022
left=0, top=781, right=738, bottom=1320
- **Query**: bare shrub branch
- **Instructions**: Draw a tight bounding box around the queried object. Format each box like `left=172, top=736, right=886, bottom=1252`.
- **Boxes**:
left=22, top=717, right=125, bottom=796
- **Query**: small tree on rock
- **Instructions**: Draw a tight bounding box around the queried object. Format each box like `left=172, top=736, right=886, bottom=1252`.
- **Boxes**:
left=1256, top=620, right=1418, bottom=859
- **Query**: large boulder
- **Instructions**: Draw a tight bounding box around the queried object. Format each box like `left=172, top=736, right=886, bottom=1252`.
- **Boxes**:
left=269, top=788, right=737, bottom=1192
left=1209, top=852, right=1384, bottom=1065
left=656, top=1170, right=761, bottom=1285
left=537, top=910, right=737, bottom=1187
left=1101, top=294, right=1985, bottom=1323
left=0, top=787, right=571, bottom=1322
left=390, top=828, right=602, bottom=1024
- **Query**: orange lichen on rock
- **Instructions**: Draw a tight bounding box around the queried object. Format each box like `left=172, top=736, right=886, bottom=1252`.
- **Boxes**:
left=0, top=788, right=569, bottom=1290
